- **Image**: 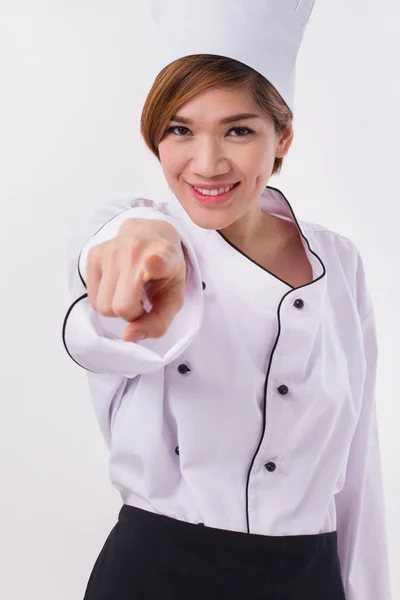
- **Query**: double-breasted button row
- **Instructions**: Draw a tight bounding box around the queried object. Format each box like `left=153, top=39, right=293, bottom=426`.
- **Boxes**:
left=268, top=301, right=303, bottom=472
left=178, top=371, right=290, bottom=396
left=271, top=297, right=304, bottom=464
left=267, top=383, right=291, bottom=471
left=176, top=291, right=303, bottom=477
left=176, top=283, right=205, bottom=376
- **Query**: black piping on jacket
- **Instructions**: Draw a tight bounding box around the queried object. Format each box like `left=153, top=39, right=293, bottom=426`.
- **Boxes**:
left=61, top=187, right=327, bottom=535
left=220, top=185, right=327, bottom=534
left=62, top=206, right=134, bottom=374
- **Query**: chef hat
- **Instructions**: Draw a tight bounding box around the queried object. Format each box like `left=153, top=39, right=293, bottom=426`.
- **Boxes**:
left=148, top=0, right=316, bottom=113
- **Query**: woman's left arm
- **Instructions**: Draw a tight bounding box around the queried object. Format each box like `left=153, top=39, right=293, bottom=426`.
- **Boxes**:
left=334, top=291, right=392, bottom=599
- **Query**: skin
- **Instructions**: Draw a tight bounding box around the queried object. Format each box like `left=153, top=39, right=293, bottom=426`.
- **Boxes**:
left=158, top=86, right=295, bottom=259
left=88, top=87, right=299, bottom=342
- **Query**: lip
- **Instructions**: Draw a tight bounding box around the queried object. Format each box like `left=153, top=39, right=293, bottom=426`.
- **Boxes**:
left=188, top=182, right=240, bottom=190
left=188, top=181, right=240, bottom=205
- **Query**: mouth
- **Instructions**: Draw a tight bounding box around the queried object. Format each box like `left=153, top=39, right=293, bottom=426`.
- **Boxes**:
left=188, top=181, right=241, bottom=205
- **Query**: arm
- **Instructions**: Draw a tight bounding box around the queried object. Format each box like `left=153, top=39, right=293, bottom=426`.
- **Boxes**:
left=334, top=252, right=392, bottom=599
left=62, top=197, right=204, bottom=378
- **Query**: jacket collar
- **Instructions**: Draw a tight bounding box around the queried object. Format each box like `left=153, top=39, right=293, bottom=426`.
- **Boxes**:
left=166, top=184, right=327, bottom=296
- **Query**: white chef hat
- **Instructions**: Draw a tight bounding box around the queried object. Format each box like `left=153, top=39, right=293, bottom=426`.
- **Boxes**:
left=148, top=0, right=316, bottom=113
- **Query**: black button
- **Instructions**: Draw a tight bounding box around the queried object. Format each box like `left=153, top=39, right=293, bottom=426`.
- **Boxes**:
left=294, top=298, right=304, bottom=309
left=178, top=364, right=191, bottom=375
left=202, top=281, right=206, bottom=291
left=265, top=462, right=276, bottom=472
left=277, top=385, right=289, bottom=396
left=175, top=446, right=179, bottom=456
left=197, top=522, right=205, bottom=526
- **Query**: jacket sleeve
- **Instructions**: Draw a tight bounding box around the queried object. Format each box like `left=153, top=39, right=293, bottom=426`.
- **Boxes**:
left=62, top=197, right=204, bottom=379
left=334, top=251, right=392, bottom=599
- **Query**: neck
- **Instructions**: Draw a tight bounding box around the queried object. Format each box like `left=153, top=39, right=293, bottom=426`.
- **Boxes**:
left=219, top=204, right=290, bottom=257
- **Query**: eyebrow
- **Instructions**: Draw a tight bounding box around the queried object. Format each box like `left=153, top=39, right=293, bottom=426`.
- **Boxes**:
left=170, top=113, right=261, bottom=125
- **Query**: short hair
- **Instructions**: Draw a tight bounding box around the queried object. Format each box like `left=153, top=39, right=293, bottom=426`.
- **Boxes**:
left=140, top=54, right=293, bottom=176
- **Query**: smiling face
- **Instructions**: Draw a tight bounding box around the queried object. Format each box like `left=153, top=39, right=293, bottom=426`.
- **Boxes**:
left=158, top=86, right=294, bottom=234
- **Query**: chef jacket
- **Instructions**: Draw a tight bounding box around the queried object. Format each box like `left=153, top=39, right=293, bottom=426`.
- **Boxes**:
left=63, top=185, right=392, bottom=600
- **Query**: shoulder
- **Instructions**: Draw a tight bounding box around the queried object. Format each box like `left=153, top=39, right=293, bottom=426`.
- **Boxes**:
left=300, top=218, right=360, bottom=261
left=300, top=219, right=373, bottom=319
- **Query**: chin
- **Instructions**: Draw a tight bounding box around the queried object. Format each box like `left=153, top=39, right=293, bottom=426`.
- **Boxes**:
left=183, top=207, right=237, bottom=231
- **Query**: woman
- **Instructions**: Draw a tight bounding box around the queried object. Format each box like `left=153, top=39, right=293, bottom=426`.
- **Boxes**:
left=63, top=4, right=391, bottom=600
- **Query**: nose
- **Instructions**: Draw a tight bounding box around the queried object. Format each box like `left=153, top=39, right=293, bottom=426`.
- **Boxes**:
left=189, top=137, right=231, bottom=179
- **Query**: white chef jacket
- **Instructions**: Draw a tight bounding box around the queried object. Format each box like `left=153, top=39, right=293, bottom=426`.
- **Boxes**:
left=63, top=185, right=391, bottom=600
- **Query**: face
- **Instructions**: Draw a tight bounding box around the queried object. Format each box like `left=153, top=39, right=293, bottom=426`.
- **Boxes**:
left=158, top=86, right=294, bottom=233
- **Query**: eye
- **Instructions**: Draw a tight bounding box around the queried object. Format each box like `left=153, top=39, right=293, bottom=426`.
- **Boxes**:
left=164, top=125, right=255, bottom=138
left=228, top=127, right=255, bottom=137
left=165, top=126, right=191, bottom=136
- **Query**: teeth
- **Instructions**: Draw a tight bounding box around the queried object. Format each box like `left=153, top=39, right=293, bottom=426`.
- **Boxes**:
left=194, top=183, right=236, bottom=196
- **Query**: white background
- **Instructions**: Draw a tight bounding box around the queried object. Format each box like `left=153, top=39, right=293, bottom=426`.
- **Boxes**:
left=0, top=1, right=398, bottom=598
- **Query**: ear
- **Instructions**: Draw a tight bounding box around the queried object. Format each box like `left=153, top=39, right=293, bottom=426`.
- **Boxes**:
left=275, top=122, right=294, bottom=159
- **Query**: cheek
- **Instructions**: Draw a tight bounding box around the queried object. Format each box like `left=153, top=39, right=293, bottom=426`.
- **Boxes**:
left=240, top=155, right=270, bottom=179
left=237, top=142, right=274, bottom=175
left=159, top=145, right=183, bottom=179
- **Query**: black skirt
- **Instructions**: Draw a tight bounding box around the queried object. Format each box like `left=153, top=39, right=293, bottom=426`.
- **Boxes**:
left=83, top=504, right=347, bottom=600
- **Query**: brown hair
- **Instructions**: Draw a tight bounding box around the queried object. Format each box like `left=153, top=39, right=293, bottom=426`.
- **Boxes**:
left=140, top=54, right=293, bottom=176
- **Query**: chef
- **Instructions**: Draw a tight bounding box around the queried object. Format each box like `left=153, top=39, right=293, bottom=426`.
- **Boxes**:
left=63, top=1, right=392, bottom=598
